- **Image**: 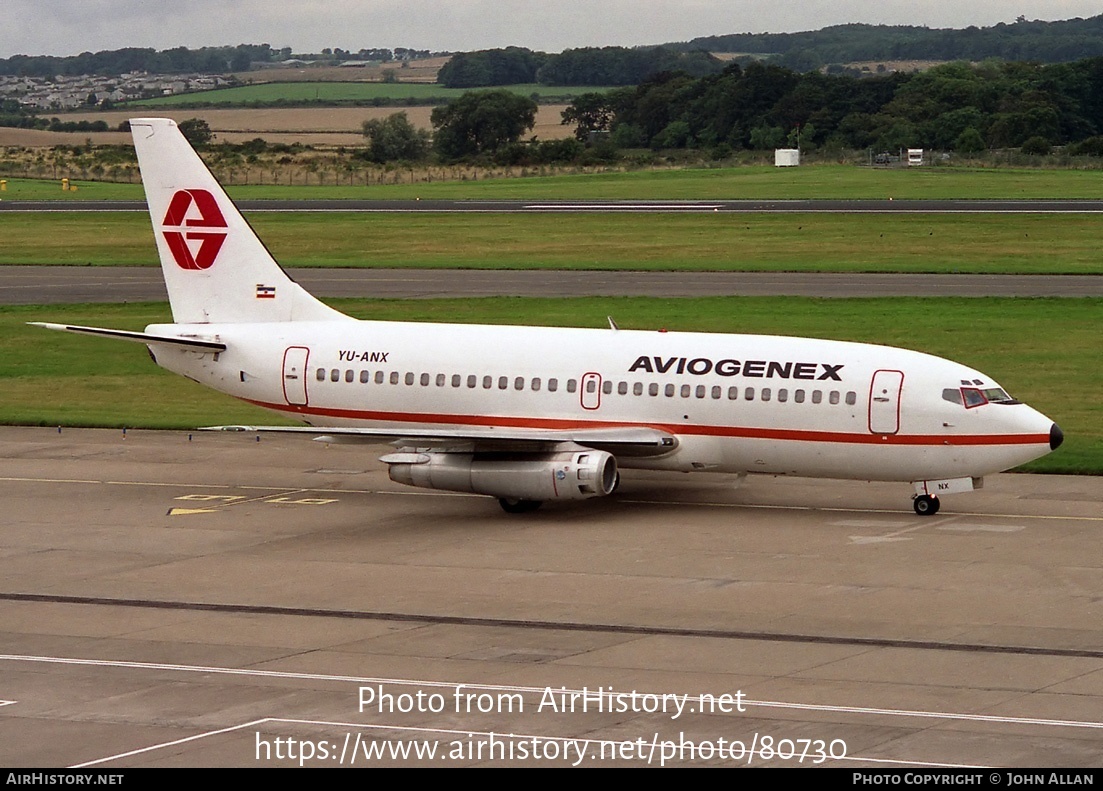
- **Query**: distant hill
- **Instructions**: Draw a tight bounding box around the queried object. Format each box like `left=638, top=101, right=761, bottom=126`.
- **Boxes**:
left=675, top=15, right=1103, bottom=71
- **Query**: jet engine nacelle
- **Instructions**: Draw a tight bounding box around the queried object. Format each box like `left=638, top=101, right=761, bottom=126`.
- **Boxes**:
left=384, top=449, right=618, bottom=501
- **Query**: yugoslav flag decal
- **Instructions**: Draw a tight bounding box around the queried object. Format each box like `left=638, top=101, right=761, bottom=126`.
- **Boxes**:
left=161, top=189, right=227, bottom=270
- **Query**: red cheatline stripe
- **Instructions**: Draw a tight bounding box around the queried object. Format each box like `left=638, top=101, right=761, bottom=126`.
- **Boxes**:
left=243, top=399, right=1048, bottom=447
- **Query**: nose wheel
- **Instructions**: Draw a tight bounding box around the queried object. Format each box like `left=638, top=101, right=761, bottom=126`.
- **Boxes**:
left=912, top=494, right=940, bottom=516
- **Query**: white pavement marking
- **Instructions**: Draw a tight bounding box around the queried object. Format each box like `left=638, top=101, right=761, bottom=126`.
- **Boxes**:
left=71, top=716, right=986, bottom=768
left=3, top=653, right=1101, bottom=732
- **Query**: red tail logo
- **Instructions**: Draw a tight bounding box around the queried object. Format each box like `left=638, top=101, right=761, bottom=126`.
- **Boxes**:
left=161, top=189, right=227, bottom=270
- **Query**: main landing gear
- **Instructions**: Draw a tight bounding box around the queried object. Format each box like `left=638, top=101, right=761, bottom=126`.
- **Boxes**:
left=912, top=494, right=940, bottom=516
left=498, top=498, right=542, bottom=514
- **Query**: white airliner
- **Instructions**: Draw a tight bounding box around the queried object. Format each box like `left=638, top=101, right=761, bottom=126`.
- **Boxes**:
left=33, top=118, right=1063, bottom=515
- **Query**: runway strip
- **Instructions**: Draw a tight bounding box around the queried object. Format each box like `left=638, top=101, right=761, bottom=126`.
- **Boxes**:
left=4, top=266, right=1103, bottom=304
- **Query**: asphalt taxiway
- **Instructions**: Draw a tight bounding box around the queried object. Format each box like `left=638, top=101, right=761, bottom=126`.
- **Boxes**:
left=2, top=427, right=1101, bottom=767
left=5, top=266, right=1103, bottom=304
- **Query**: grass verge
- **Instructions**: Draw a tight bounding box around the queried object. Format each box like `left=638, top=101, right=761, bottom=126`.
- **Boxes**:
left=2, top=212, right=1101, bottom=273
left=5, top=163, right=1103, bottom=201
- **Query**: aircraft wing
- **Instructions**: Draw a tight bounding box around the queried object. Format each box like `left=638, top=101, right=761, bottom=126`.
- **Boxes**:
left=206, top=424, right=678, bottom=457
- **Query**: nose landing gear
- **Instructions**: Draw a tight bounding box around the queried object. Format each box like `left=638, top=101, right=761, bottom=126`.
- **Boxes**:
left=912, top=494, right=940, bottom=516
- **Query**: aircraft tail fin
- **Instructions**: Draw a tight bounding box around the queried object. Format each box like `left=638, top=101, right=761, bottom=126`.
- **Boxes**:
left=129, top=117, right=348, bottom=325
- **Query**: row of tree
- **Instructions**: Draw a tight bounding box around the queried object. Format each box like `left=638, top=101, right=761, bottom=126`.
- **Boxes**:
left=0, top=44, right=437, bottom=78
left=368, top=53, right=1103, bottom=166
left=678, top=15, right=1103, bottom=71
left=436, top=46, right=723, bottom=88
left=562, top=57, right=1103, bottom=153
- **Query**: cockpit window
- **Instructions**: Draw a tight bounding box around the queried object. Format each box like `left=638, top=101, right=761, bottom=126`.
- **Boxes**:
left=983, top=388, right=1020, bottom=405
left=962, top=388, right=988, bottom=408
left=955, top=386, right=1020, bottom=409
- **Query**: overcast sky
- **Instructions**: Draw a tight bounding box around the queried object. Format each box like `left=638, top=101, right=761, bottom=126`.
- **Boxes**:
left=6, top=1, right=1102, bottom=59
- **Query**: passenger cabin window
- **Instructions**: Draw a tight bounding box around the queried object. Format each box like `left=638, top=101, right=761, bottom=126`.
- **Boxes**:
left=532, top=378, right=542, bottom=391
left=567, top=380, right=577, bottom=393
left=316, top=368, right=326, bottom=382
left=845, top=391, right=857, bottom=406
left=375, top=371, right=385, bottom=384
left=390, top=371, right=399, bottom=385
left=548, top=378, right=559, bottom=392
left=360, top=370, right=370, bottom=383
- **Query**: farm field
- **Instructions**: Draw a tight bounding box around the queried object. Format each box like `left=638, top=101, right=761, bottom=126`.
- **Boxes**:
left=127, top=81, right=613, bottom=106
left=8, top=105, right=577, bottom=146
left=5, top=296, right=1097, bottom=474
left=1, top=212, right=1100, bottom=274
left=230, top=59, right=451, bottom=85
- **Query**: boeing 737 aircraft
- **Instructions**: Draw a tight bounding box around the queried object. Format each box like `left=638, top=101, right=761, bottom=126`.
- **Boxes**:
left=33, top=118, right=1063, bottom=514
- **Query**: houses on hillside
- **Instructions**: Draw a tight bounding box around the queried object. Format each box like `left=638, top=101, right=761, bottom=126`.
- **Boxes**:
left=0, top=72, right=235, bottom=109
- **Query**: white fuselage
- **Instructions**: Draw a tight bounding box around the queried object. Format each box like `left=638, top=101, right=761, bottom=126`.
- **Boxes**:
left=147, top=318, right=1056, bottom=483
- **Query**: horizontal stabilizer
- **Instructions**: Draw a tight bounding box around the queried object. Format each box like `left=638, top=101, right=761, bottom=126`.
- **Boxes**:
left=28, top=322, right=226, bottom=351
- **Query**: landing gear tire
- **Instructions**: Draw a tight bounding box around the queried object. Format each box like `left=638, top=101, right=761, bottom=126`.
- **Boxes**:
left=913, top=494, right=940, bottom=516
left=499, top=498, right=542, bottom=514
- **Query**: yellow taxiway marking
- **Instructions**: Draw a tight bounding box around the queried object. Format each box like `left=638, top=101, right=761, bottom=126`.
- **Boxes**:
left=167, top=489, right=337, bottom=515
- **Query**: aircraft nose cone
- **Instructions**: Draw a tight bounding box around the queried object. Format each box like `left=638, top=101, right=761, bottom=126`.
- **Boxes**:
left=1050, top=423, right=1064, bottom=451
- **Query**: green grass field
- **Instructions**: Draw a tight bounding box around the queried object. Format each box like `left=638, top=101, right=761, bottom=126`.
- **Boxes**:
left=5, top=163, right=1103, bottom=201
left=4, top=297, right=1098, bottom=474
left=2, top=211, right=1100, bottom=273
left=128, top=82, right=613, bottom=106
